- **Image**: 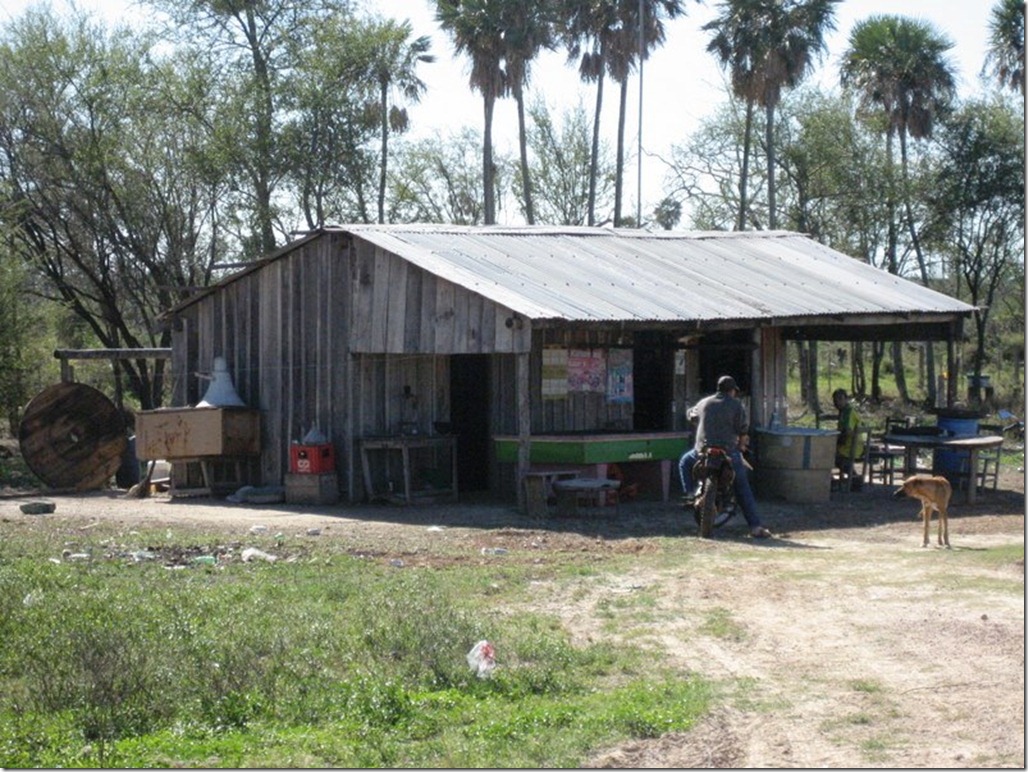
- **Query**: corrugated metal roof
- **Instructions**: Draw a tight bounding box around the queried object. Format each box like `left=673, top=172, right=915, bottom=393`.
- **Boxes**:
left=343, top=224, right=974, bottom=323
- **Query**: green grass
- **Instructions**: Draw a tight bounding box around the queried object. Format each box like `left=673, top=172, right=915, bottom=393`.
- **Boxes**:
left=0, top=528, right=712, bottom=768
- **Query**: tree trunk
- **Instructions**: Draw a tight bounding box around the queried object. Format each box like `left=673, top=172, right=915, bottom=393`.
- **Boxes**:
left=871, top=340, right=885, bottom=402
left=378, top=80, right=388, bottom=224
left=515, top=82, right=534, bottom=224
left=737, top=100, right=754, bottom=231
left=588, top=69, right=605, bottom=226
left=897, top=128, right=937, bottom=405
left=483, top=91, right=496, bottom=225
left=614, top=76, right=628, bottom=226
left=765, top=101, right=776, bottom=230
left=892, top=341, right=909, bottom=403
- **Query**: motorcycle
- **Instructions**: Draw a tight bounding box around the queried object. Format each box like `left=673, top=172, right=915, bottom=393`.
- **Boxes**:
left=691, top=445, right=738, bottom=537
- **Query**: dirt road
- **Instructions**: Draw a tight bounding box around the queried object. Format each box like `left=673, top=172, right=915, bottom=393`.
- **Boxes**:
left=2, top=469, right=1023, bottom=768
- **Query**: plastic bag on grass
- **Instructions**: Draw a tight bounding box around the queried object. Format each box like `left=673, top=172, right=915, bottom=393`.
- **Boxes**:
left=466, top=639, right=496, bottom=679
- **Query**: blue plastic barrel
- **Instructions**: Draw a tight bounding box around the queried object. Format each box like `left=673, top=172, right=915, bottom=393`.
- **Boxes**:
left=934, top=415, right=980, bottom=479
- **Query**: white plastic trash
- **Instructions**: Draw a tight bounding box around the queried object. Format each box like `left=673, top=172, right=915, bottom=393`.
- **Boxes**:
left=466, top=639, right=496, bottom=679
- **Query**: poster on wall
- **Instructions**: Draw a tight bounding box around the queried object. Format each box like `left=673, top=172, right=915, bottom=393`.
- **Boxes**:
left=606, top=348, right=633, bottom=403
left=567, top=348, right=606, bottom=393
left=542, top=347, right=568, bottom=399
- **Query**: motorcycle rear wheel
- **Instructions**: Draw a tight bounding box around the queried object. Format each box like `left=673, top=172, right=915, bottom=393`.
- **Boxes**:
left=697, top=485, right=716, bottom=537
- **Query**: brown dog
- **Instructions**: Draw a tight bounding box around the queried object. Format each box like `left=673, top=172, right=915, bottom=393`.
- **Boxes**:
left=893, top=475, right=952, bottom=548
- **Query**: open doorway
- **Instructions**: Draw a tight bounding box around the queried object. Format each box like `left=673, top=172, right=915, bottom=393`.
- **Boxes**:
left=450, top=354, right=491, bottom=491
left=633, top=332, right=674, bottom=430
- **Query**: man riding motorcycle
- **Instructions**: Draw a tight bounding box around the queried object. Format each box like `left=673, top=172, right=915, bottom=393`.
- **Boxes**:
left=678, top=375, right=772, bottom=539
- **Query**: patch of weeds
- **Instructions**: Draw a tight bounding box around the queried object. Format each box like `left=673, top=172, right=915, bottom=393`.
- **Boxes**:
left=595, top=584, right=664, bottom=631
left=859, top=735, right=895, bottom=762
left=699, top=607, right=747, bottom=641
left=850, top=678, right=883, bottom=694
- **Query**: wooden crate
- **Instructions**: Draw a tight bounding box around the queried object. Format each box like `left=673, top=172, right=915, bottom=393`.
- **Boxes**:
left=135, top=407, right=260, bottom=460
left=285, top=472, right=339, bottom=505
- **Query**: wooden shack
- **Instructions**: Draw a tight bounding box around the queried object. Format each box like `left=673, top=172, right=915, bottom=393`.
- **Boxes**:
left=160, top=225, right=975, bottom=504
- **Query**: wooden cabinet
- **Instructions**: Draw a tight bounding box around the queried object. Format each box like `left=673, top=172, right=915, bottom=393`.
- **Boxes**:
left=135, top=407, right=260, bottom=460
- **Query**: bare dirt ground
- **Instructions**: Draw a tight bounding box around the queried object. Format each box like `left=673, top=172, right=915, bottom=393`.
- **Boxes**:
left=1, top=465, right=1024, bottom=769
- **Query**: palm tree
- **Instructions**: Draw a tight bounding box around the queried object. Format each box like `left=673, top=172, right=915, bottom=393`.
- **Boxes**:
left=984, top=0, right=1026, bottom=96
left=841, top=15, right=956, bottom=404
left=367, top=19, right=434, bottom=224
left=436, top=0, right=507, bottom=224
left=559, top=0, right=617, bottom=225
left=501, top=3, right=556, bottom=224
left=704, top=0, right=838, bottom=231
left=559, top=1, right=687, bottom=227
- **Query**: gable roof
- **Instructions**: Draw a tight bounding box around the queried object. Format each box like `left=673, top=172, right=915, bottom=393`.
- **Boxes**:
left=344, top=224, right=973, bottom=324
left=170, top=225, right=974, bottom=328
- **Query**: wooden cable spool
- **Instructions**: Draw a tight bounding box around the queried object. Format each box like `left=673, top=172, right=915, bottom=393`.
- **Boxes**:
left=18, top=382, right=127, bottom=491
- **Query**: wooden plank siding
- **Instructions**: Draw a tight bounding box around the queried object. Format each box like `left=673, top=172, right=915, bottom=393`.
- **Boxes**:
left=348, top=240, right=530, bottom=355
left=166, top=230, right=783, bottom=501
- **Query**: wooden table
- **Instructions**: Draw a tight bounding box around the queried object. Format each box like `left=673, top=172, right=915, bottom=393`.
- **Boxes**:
left=359, top=435, right=458, bottom=504
left=883, top=433, right=1005, bottom=504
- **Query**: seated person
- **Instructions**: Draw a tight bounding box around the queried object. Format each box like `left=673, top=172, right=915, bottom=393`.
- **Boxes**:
left=678, top=375, right=771, bottom=538
left=832, top=388, right=864, bottom=488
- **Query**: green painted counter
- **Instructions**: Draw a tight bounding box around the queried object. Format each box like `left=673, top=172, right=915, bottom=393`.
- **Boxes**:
left=494, top=432, right=691, bottom=504
left=493, top=432, right=690, bottom=464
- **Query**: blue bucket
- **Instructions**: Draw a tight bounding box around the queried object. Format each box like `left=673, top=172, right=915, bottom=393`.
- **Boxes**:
left=934, top=415, right=980, bottom=478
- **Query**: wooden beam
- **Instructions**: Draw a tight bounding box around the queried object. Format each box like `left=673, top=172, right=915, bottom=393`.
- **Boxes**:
left=54, top=348, right=173, bottom=361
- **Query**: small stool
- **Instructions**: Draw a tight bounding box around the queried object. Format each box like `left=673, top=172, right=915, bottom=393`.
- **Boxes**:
left=553, top=478, right=621, bottom=516
left=522, top=470, right=581, bottom=517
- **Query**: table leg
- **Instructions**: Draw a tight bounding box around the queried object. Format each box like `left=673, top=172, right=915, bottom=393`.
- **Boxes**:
left=361, top=448, right=374, bottom=502
left=450, top=439, right=459, bottom=501
left=965, top=449, right=979, bottom=504
left=401, top=446, right=412, bottom=504
left=660, top=459, right=671, bottom=503
left=593, top=463, right=609, bottom=506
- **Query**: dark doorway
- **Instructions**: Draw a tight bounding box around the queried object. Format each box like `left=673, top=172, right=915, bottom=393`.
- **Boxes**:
left=696, top=330, right=753, bottom=394
left=633, top=332, right=674, bottom=430
left=450, top=354, right=490, bottom=491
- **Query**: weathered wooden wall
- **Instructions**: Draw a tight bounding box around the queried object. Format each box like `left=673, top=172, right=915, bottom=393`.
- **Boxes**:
left=168, top=231, right=785, bottom=503
left=349, top=241, right=530, bottom=355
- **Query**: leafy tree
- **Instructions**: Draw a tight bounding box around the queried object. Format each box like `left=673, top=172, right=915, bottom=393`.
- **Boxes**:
left=388, top=129, right=510, bottom=225
left=841, top=14, right=956, bottom=405
left=516, top=99, right=613, bottom=225
left=926, top=98, right=1025, bottom=398
left=146, top=0, right=354, bottom=252
left=278, top=15, right=385, bottom=227
left=652, top=196, right=681, bottom=229
left=704, top=0, right=838, bottom=231
left=984, top=0, right=1026, bottom=96
left=663, top=98, right=767, bottom=229
left=0, top=8, right=229, bottom=408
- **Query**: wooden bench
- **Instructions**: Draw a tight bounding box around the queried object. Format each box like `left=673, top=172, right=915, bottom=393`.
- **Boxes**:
left=553, top=478, right=621, bottom=516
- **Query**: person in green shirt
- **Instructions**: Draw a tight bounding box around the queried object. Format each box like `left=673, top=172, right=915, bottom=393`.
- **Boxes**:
left=833, top=388, right=864, bottom=489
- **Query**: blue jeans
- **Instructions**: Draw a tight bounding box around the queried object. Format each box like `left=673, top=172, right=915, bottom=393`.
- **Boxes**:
left=679, top=448, right=762, bottom=529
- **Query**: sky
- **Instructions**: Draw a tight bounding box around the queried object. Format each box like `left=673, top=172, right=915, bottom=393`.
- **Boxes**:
left=377, top=0, right=998, bottom=223
left=2, top=0, right=1001, bottom=224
